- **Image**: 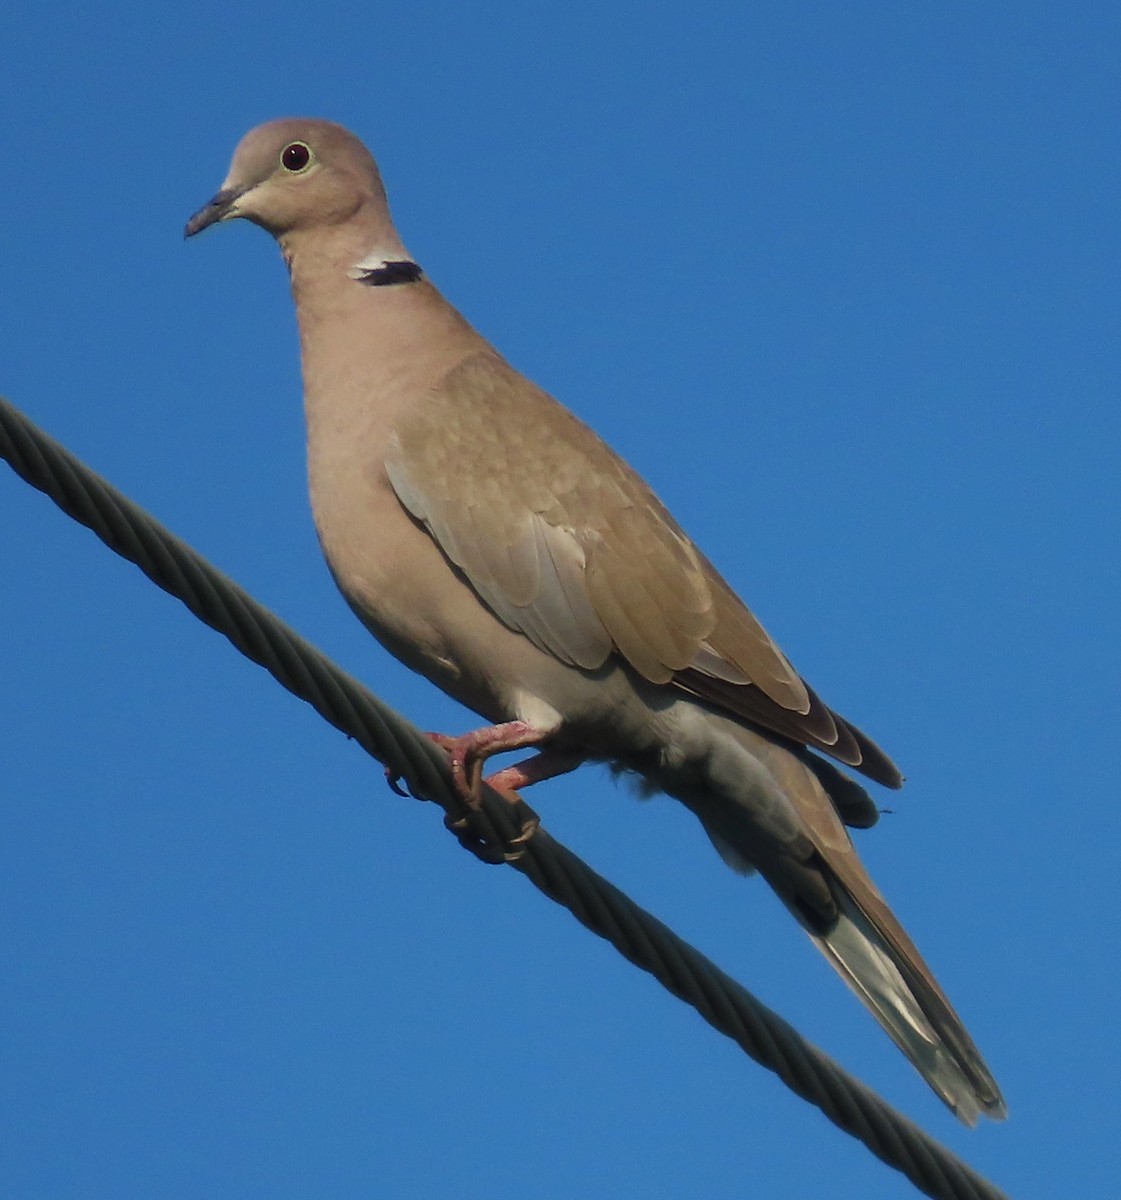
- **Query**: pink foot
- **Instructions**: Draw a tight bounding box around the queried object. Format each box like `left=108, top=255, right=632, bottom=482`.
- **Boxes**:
left=387, top=722, right=586, bottom=863
left=483, top=746, right=585, bottom=794
left=427, top=721, right=571, bottom=803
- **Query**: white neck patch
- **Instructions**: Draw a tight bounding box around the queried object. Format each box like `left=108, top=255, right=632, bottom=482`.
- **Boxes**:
left=349, top=243, right=413, bottom=280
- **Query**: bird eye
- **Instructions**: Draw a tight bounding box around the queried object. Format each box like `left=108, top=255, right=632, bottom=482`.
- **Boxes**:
left=281, top=142, right=312, bottom=173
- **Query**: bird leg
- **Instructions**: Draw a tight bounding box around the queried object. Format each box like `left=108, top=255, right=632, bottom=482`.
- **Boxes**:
left=386, top=721, right=585, bottom=864
left=484, top=745, right=586, bottom=794
left=429, top=720, right=583, bottom=803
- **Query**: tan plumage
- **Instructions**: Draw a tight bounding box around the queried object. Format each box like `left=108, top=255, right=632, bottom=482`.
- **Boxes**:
left=186, top=118, right=1004, bottom=1123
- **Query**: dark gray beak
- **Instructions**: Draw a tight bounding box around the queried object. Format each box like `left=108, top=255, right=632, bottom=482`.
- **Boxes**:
left=184, top=185, right=247, bottom=239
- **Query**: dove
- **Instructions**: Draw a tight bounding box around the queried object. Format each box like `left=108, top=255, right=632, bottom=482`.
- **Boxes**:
left=185, top=118, right=1005, bottom=1124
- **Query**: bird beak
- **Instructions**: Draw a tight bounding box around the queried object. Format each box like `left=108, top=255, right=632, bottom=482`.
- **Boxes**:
left=184, top=185, right=248, bottom=238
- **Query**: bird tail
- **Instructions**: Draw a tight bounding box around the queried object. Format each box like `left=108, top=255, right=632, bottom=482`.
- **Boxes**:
left=684, top=729, right=1005, bottom=1123
left=807, top=864, right=1006, bottom=1125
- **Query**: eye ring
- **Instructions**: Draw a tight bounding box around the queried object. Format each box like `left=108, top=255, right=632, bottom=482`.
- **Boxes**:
left=281, top=141, right=312, bottom=173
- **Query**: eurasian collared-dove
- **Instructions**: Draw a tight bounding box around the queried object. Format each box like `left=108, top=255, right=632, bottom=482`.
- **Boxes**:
left=185, top=119, right=1005, bottom=1124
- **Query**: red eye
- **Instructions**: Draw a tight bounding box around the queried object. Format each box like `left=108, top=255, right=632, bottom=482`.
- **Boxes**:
left=281, top=142, right=311, bottom=172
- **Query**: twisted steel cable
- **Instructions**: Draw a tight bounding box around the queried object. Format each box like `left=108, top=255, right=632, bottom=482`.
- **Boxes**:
left=0, top=395, right=1007, bottom=1200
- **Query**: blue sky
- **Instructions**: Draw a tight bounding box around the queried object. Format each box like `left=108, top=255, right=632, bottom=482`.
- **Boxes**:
left=2, top=4, right=1117, bottom=1197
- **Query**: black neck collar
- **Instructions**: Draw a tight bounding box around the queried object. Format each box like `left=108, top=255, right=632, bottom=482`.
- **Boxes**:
left=354, top=260, right=424, bottom=287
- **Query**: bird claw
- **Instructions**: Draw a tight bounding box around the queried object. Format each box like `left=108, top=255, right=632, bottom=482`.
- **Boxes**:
left=385, top=767, right=422, bottom=799
left=502, top=809, right=541, bottom=861
left=385, top=771, right=410, bottom=797
left=385, top=725, right=553, bottom=861
left=443, top=803, right=540, bottom=865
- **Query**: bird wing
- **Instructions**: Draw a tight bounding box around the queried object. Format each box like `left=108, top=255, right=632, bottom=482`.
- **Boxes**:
left=386, top=351, right=899, bottom=786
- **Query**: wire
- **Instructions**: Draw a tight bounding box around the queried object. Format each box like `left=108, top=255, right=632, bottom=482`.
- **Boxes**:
left=0, top=395, right=1008, bottom=1200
